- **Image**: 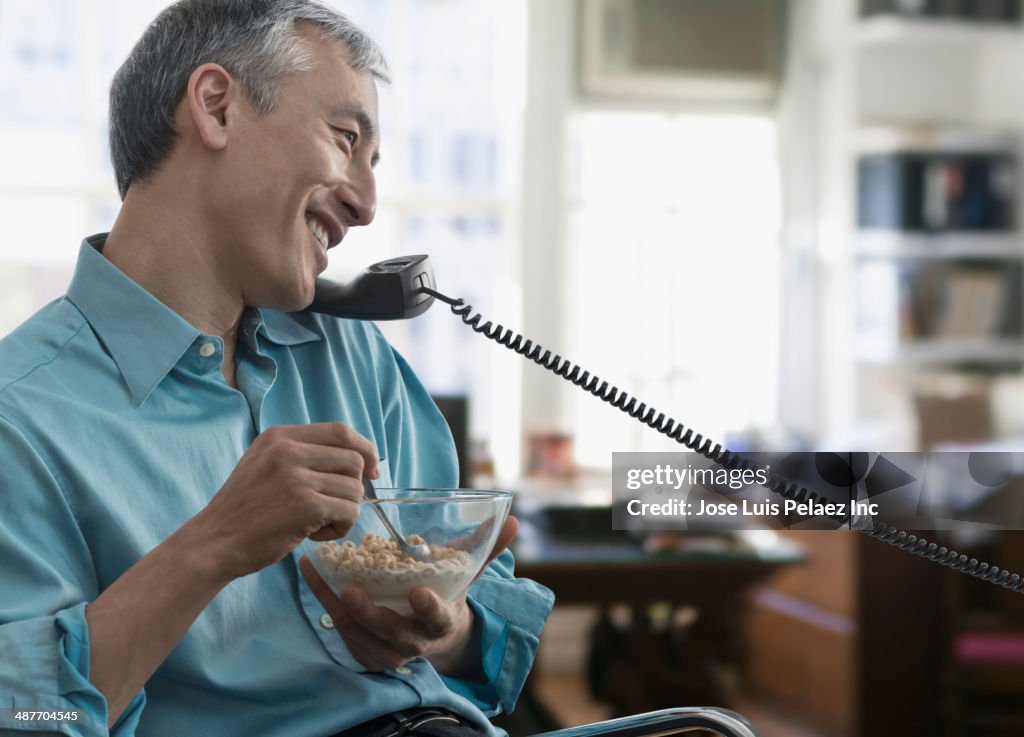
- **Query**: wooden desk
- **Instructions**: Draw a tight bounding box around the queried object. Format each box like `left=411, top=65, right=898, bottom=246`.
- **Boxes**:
left=509, top=519, right=805, bottom=722
left=514, top=536, right=805, bottom=607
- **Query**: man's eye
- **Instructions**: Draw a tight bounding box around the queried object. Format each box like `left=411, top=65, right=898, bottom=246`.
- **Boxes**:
left=332, top=127, right=357, bottom=146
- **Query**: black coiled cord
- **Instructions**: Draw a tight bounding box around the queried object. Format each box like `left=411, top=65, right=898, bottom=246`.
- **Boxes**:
left=420, top=287, right=1024, bottom=594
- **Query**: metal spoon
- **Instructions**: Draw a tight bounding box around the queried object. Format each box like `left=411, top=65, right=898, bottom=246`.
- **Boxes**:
left=362, top=478, right=432, bottom=562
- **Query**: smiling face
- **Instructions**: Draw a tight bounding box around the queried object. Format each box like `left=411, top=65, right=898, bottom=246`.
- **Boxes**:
left=196, top=26, right=381, bottom=312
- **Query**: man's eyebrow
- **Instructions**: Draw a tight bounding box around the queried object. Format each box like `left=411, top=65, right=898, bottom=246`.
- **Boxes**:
left=328, top=101, right=378, bottom=145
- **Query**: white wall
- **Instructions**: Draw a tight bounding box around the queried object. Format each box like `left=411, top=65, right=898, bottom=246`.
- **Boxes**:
left=519, top=0, right=576, bottom=438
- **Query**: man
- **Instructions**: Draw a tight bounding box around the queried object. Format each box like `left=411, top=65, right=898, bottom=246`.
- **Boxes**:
left=0, top=1, right=553, bottom=736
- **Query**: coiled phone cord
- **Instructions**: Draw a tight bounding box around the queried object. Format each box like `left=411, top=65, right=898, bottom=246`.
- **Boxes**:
left=419, top=287, right=1024, bottom=594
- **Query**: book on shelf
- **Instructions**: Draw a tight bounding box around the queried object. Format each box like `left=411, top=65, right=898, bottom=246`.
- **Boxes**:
left=858, top=152, right=1015, bottom=232
left=936, top=268, right=1008, bottom=338
left=860, top=0, right=1022, bottom=22
left=862, top=262, right=1020, bottom=347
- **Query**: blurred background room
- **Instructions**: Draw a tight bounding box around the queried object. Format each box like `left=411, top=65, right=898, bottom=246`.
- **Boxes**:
left=4, top=0, right=1024, bottom=735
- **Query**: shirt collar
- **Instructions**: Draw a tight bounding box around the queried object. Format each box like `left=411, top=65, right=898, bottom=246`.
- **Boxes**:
left=68, top=235, right=201, bottom=406
left=67, top=235, right=322, bottom=406
left=255, top=307, right=322, bottom=347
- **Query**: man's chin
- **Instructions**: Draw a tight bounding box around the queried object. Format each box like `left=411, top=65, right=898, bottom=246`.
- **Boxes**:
left=251, top=282, right=317, bottom=313
left=283, top=290, right=317, bottom=313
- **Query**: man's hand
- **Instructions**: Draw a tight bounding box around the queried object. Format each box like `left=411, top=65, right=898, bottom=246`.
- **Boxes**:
left=299, top=515, right=519, bottom=677
left=189, top=422, right=379, bottom=582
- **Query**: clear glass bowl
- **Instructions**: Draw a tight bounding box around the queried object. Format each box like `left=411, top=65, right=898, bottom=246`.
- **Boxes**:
left=301, top=488, right=512, bottom=611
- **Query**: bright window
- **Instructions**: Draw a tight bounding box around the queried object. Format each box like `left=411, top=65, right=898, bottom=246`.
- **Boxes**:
left=566, top=113, right=781, bottom=468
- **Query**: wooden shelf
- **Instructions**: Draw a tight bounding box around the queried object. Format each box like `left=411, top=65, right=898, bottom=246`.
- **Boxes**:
left=857, top=338, right=1024, bottom=366
left=855, top=232, right=1023, bottom=260
left=856, top=124, right=1019, bottom=154
left=858, top=15, right=1024, bottom=48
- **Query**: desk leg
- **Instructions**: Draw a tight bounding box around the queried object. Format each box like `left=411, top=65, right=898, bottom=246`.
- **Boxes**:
left=586, top=599, right=747, bottom=716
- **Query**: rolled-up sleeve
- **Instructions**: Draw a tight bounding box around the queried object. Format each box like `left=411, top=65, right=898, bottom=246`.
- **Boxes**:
left=442, top=550, right=554, bottom=715
left=0, top=415, right=145, bottom=735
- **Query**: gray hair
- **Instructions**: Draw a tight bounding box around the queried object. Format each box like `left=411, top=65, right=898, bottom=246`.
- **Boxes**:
left=109, top=0, right=389, bottom=199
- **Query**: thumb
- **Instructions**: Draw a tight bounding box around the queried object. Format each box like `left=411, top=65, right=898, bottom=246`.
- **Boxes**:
left=477, top=515, right=518, bottom=579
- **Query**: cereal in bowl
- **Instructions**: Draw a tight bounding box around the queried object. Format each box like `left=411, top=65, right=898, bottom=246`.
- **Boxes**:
left=314, top=534, right=474, bottom=609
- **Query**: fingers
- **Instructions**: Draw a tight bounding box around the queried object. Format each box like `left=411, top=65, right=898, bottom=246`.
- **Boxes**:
left=335, top=612, right=411, bottom=671
left=338, top=587, right=436, bottom=667
left=299, top=445, right=372, bottom=478
left=307, top=488, right=363, bottom=539
left=301, top=579, right=412, bottom=671
left=199, top=422, right=380, bottom=581
left=342, top=588, right=440, bottom=644
left=299, top=560, right=470, bottom=673
left=434, top=515, right=519, bottom=584
left=257, top=424, right=377, bottom=536
left=262, top=423, right=379, bottom=479
left=282, top=470, right=362, bottom=540
left=408, top=587, right=456, bottom=637
left=446, top=515, right=496, bottom=553
left=445, top=513, right=519, bottom=556
left=304, top=470, right=364, bottom=503
left=492, top=515, right=519, bottom=559
left=298, top=559, right=402, bottom=657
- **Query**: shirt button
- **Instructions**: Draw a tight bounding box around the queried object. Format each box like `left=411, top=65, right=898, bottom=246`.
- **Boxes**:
left=394, top=666, right=412, bottom=675
left=319, top=613, right=334, bottom=629
left=199, top=342, right=216, bottom=357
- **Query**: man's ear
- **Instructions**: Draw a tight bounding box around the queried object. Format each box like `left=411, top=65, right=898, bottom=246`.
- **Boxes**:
left=185, top=63, right=237, bottom=152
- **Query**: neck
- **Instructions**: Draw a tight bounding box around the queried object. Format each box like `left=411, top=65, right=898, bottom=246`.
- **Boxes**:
left=102, top=183, right=244, bottom=388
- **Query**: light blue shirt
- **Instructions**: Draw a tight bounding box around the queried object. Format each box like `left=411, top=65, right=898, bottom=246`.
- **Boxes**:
left=0, top=235, right=554, bottom=737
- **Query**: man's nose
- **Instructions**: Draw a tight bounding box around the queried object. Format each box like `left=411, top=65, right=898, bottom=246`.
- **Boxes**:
left=333, top=169, right=376, bottom=227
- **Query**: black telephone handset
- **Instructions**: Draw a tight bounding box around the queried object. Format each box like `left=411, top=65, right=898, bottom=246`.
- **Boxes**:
left=311, top=255, right=436, bottom=320
left=308, top=256, right=1024, bottom=594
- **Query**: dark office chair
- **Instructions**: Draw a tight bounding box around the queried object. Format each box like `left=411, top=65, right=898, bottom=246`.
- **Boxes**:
left=530, top=707, right=761, bottom=737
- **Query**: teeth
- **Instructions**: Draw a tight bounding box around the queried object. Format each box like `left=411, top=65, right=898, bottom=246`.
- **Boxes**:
left=305, top=214, right=329, bottom=250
